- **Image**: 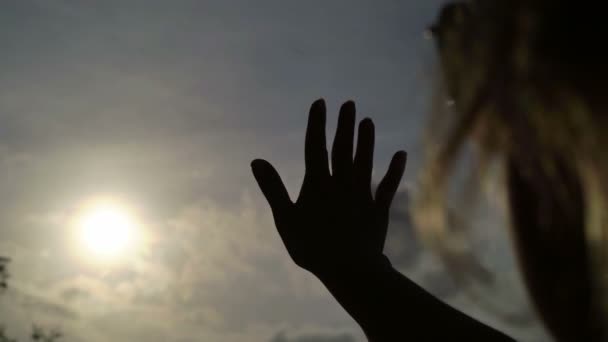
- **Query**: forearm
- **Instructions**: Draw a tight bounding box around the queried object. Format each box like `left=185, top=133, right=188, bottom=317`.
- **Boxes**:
left=317, top=255, right=514, bottom=341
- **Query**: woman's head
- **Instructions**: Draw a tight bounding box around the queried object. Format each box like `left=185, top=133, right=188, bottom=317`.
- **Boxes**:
left=415, top=1, right=608, bottom=340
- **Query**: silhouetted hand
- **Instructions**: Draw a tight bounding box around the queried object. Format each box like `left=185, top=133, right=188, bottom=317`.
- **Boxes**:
left=251, top=100, right=514, bottom=341
left=252, top=99, right=407, bottom=278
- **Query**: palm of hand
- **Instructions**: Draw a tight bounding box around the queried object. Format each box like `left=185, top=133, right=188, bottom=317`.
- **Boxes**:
left=252, top=99, right=406, bottom=277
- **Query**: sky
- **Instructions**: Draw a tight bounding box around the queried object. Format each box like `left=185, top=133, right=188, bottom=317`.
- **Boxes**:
left=0, top=1, right=549, bottom=341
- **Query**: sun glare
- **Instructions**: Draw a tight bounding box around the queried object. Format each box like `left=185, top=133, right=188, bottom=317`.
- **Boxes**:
left=76, top=200, right=140, bottom=260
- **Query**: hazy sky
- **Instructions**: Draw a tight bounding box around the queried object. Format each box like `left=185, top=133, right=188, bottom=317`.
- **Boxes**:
left=0, top=1, right=549, bottom=341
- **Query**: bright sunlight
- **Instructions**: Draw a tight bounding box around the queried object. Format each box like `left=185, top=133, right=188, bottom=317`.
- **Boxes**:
left=75, top=199, right=140, bottom=260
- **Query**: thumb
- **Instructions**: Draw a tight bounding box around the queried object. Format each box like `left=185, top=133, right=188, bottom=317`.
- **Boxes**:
left=251, top=159, right=293, bottom=216
left=375, top=151, right=407, bottom=213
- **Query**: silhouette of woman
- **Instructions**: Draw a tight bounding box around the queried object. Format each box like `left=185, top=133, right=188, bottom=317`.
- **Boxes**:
left=252, top=1, right=607, bottom=341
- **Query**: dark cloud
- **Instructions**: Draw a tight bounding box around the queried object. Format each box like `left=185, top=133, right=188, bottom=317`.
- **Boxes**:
left=6, top=288, right=78, bottom=321
left=384, top=186, right=493, bottom=291
left=270, top=331, right=356, bottom=342
left=418, top=269, right=459, bottom=299
left=383, top=188, right=422, bottom=270
left=382, top=185, right=548, bottom=339
left=59, top=287, right=89, bottom=303
left=381, top=187, right=511, bottom=302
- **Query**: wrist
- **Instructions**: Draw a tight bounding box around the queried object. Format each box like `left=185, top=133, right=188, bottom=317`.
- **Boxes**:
left=314, top=253, right=393, bottom=284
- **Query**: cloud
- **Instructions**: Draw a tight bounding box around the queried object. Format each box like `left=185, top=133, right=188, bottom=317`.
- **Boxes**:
left=384, top=187, right=421, bottom=270
left=4, top=287, right=78, bottom=321
left=1, top=190, right=364, bottom=341
left=381, top=184, right=544, bottom=331
left=0, top=0, right=551, bottom=341
left=382, top=187, right=462, bottom=299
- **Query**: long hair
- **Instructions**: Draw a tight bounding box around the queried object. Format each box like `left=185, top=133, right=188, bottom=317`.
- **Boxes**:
left=412, top=1, right=608, bottom=340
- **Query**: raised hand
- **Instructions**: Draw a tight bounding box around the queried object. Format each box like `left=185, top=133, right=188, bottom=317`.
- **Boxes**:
left=251, top=99, right=514, bottom=341
left=251, top=99, right=407, bottom=278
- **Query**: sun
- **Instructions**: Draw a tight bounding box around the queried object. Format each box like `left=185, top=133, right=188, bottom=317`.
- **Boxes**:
left=76, top=199, right=140, bottom=260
